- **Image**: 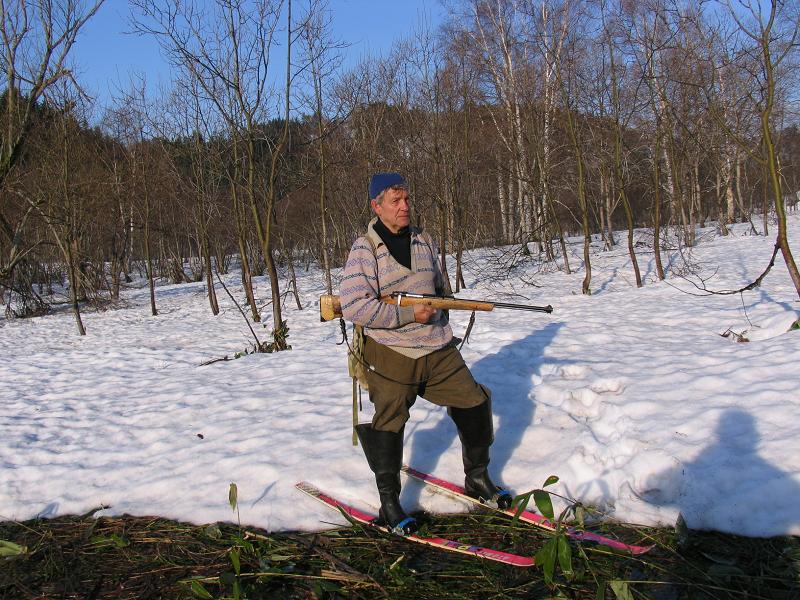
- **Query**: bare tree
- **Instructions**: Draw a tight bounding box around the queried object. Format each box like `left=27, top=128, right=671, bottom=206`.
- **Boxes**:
left=299, top=0, right=345, bottom=295
left=528, top=0, right=572, bottom=272
left=107, top=85, right=162, bottom=316
left=464, top=0, right=538, bottom=245
left=26, top=89, right=100, bottom=333
left=554, top=3, right=593, bottom=294
left=625, top=0, right=671, bottom=280
left=132, top=0, right=295, bottom=348
left=0, top=0, right=103, bottom=310
left=725, top=0, right=800, bottom=298
left=601, top=1, right=643, bottom=287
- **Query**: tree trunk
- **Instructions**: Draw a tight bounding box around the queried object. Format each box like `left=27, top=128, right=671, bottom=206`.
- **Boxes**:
left=455, top=234, right=466, bottom=292
left=652, top=131, right=666, bottom=280
left=315, top=74, right=333, bottom=295
left=760, top=23, right=800, bottom=298
left=285, top=245, right=302, bottom=311
left=231, top=137, right=260, bottom=322
left=240, top=235, right=259, bottom=320
left=202, top=231, right=219, bottom=316
left=143, top=189, right=158, bottom=317
left=67, top=239, right=86, bottom=335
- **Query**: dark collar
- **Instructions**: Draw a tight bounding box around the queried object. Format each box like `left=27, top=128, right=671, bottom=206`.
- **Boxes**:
left=373, top=218, right=410, bottom=239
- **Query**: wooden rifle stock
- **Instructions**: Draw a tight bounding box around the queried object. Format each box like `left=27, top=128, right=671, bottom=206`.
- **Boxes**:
left=319, top=292, right=552, bottom=322
left=320, top=294, right=344, bottom=322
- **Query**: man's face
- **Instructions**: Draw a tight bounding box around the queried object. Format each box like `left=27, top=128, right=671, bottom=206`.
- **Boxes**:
left=372, top=187, right=410, bottom=234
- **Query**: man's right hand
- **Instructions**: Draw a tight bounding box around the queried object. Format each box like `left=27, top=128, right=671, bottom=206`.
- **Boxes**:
left=413, top=303, right=437, bottom=323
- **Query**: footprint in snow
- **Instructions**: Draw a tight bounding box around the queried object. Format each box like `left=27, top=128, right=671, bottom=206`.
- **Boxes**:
left=557, top=364, right=590, bottom=380
left=590, top=378, right=625, bottom=395
left=567, top=388, right=603, bottom=419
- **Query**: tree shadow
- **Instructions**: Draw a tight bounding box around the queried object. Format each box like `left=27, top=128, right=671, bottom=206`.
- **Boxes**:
left=640, top=408, right=800, bottom=537
left=595, top=266, right=620, bottom=293
left=404, top=322, right=564, bottom=505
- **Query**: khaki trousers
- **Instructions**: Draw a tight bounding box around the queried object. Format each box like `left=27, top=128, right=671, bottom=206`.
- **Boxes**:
left=364, top=336, right=490, bottom=433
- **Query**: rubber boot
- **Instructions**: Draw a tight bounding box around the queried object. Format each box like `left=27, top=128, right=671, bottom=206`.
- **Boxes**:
left=355, top=424, right=418, bottom=535
left=449, top=399, right=513, bottom=509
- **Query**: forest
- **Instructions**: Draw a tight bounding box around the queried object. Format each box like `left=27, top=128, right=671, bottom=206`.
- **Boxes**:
left=1, top=0, right=799, bottom=345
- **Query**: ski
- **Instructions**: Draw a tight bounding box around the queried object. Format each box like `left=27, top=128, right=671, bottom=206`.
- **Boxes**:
left=401, top=466, right=653, bottom=555
left=295, top=481, right=535, bottom=568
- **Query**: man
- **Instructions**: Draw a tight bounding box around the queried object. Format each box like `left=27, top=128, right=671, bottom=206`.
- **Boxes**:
left=340, top=172, right=511, bottom=536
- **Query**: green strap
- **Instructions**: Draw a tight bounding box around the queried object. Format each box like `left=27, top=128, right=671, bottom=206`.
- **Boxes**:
left=350, top=231, right=378, bottom=447
left=352, top=377, right=359, bottom=446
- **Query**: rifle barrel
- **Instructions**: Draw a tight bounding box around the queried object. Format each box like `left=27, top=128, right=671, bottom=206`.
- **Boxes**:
left=389, top=292, right=553, bottom=314
left=492, top=301, right=553, bottom=313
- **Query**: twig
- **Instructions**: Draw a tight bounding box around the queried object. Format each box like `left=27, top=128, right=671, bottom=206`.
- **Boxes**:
left=214, top=270, right=263, bottom=351
left=665, top=242, right=781, bottom=297
left=199, top=356, right=232, bottom=366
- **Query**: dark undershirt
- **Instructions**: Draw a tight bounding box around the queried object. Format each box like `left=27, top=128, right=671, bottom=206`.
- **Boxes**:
left=373, top=218, right=412, bottom=270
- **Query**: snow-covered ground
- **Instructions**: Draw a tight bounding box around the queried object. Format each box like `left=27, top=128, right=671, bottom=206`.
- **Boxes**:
left=2, top=216, right=799, bottom=538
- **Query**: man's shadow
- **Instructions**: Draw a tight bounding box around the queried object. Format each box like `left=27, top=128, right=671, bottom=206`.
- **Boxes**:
left=404, top=322, right=563, bottom=506
left=641, top=408, right=800, bottom=536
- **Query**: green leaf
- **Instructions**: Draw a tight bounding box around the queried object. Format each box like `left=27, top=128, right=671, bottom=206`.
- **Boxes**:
left=269, top=554, right=294, bottom=561
left=0, top=540, right=27, bottom=557
left=543, top=475, right=560, bottom=487
left=511, top=491, right=532, bottom=509
left=609, top=580, right=634, bottom=600
left=535, top=537, right=558, bottom=585
left=574, top=504, right=586, bottom=528
left=232, top=578, right=241, bottom=600
left=534, top=489, right=555, bottom=521
left=557, top=535, right=573, bottom=577
left=229, top=482, right=238, bottom=511
left=511, top=492, right=532, bottom=523
left=230, top=547, right=241, bottom=575
left=189, top=580, right=214, bottom=599
left=596, top=581, right=606, bottom=600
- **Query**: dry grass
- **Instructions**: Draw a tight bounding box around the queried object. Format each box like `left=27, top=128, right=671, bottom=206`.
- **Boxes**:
left=1, top=509, right=798, bottom=599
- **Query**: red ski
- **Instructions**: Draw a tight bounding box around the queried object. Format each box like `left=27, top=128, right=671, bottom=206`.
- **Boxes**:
left=401, top=466, right=653, bottom=555
left=295, top=481, right=535, bottom=567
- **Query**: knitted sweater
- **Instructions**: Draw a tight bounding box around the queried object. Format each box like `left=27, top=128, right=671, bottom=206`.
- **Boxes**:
left=340, top=217, right=453, bottom=358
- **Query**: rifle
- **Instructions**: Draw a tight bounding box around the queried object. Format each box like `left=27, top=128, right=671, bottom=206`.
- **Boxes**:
left=319, top=291, right=553, bottom=322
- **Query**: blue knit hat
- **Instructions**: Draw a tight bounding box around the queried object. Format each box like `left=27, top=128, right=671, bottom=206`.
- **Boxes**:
left=369, top=172, right=406, bottom=200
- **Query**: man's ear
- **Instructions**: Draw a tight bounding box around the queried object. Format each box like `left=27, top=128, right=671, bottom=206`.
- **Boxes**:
left=370, top=199, right=379, bottom=213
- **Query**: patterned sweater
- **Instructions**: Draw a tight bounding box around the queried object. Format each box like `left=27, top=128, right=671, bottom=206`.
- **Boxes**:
left=340, top=217, right=453, bottom=358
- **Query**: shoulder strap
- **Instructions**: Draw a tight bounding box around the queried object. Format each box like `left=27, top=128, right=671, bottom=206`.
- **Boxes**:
left=363, top=228, right=380, bottom=294
left=350, top=229, right=378, bottom=446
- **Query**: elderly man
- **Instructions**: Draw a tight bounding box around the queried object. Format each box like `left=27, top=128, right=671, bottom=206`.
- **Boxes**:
left=339, top=172, right=511, bottom=535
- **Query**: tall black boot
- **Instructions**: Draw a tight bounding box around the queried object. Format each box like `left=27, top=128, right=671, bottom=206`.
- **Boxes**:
left=449, top=399, right=513, bottom=509
left=355, top=424, right=418, bottom=535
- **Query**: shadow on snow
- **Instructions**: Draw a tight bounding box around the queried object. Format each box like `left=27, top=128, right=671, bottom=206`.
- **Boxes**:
left=403, top=321, right=564, bottom=506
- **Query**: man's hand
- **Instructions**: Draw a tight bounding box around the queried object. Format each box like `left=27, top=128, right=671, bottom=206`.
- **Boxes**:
left=413, top=303, right=437, bottom=323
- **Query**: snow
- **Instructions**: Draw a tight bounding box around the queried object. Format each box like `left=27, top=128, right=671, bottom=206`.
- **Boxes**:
left=2, top=216, right=799, bottom=538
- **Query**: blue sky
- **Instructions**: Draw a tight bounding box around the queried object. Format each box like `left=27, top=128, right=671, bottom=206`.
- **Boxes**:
left=71, top=0, right=445, bottom=109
